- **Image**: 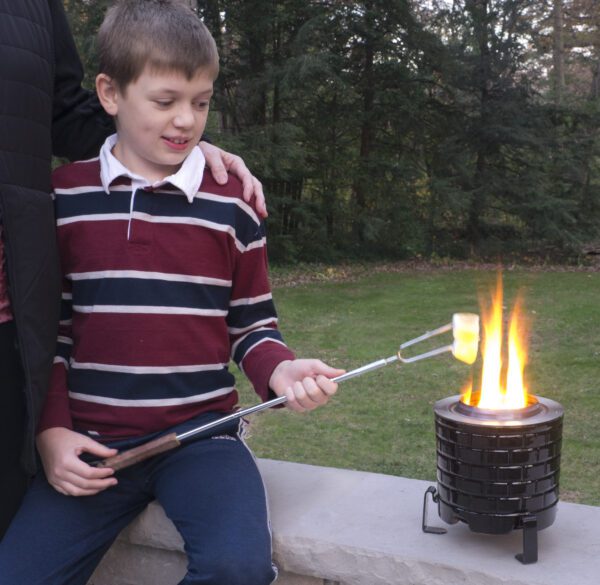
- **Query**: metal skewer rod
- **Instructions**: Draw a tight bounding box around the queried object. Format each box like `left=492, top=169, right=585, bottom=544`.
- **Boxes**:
left=177, top=322, right=457, bottom=441
left=177, top=348, right=422, bottom=443
left=330, top=355, right=400, bottom=383
left=96, top=319, right=463, bottom=471
left=177, top=396, right=288, bottom=442
left=93, top=353, right=413, bottom=471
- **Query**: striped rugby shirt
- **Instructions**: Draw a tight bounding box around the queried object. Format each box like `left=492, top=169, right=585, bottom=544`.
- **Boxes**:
left=38, top=137, right=294, bottom=440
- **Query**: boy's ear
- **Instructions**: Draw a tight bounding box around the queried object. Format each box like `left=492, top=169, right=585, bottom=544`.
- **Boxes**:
left=96, top=73, right=120, bottom=116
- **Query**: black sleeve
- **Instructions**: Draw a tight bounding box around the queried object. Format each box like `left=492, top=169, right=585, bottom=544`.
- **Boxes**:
left=49, top=0, right=114, bottom=160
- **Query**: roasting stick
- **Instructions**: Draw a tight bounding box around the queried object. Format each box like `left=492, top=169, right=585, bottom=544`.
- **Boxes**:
left=95, top=313, right=479, bottom=471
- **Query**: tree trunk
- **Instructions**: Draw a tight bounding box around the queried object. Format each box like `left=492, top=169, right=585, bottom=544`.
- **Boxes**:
left=351, top=2, right=375, bottom=242
left=466, top=0, right=491, bottom=253
left=553, top=0, right=565, bottom=105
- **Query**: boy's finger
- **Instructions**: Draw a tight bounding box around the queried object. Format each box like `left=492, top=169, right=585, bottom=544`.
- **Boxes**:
left=65, top=451, right=115, bottom=480
left=316, top=375, right=339, bottom=396
left=80, top=438, right=118, bottom=458
left=284, top=387, right=306, bottom=413
left=325, top=366, right=346, bottom=378
left=62, top=482, right=114, bottom=497
left=303, top=377, right=329, bottom=405
left=308, top=359, right=345, bottom=378
left=62, top=467, right=117, bottom=490
left=79, top=464, right=116, bottom=480
left=66, top=473, right=117, bottom=492
left=295, top=380, right=326, bottom=411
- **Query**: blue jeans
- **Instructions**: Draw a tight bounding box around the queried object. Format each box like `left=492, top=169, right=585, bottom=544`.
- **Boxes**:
left=0, top=416, right=276, bottom=585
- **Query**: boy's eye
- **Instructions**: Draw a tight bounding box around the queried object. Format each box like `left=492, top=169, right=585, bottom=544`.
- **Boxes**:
left=194, top=101, right=210, bottom=110
left=154, top=100, right=173, bottom=107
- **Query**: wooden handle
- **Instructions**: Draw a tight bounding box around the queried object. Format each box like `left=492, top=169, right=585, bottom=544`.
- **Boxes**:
left=96, top=432, right=180, bottom=471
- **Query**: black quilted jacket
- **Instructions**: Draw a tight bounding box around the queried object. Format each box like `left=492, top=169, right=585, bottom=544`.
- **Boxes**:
left=0, top=0, right=112, bottom=473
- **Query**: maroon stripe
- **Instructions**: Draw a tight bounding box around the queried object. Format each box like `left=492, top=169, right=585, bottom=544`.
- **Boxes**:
left=71, top=313, right=230, bottom=366
left=231, top=246, right=270, bottom=300
left=59, top=220, right=238, bottom=280
left=52, top=159, right=103, bottom=188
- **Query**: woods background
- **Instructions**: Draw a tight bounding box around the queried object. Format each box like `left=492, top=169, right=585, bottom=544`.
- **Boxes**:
left=64, top=0, right=600, bottom=264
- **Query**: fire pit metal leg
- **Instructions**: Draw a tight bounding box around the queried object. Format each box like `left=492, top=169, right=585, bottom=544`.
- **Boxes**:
left=422, top=486, right=447, bottom=535
left=516, top=515, right=538, bottom=564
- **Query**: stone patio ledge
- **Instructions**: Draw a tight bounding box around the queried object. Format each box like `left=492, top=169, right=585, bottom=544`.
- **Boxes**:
left=89, top=458, right=600, bottom=585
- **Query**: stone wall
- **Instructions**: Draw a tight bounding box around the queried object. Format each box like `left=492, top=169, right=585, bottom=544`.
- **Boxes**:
left=89, top=459, right=600, bottom=585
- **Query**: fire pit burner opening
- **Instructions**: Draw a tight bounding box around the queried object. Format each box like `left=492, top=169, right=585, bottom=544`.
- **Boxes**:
left=455, top=392, right=542, bottom=421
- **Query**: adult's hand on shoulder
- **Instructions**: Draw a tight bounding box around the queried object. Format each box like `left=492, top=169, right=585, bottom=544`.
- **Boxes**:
left=199, top=141, right=267, bottom=218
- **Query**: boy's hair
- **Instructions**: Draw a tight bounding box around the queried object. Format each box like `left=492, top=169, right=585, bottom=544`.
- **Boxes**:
left=97, top=0, right=219, bottom=90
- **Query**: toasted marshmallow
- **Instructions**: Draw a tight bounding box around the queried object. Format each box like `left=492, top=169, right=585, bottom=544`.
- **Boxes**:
left=452, top=312, right=479, bottom=365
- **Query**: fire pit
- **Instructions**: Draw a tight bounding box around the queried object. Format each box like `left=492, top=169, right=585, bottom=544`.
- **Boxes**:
left=422, top=277, right=564, bottom=564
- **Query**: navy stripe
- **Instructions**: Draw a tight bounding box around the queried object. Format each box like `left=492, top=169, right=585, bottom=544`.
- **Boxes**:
left=227, top=299, right=278, bottom=330
left=68, top=368, right=235, bottom=401
left=55, top=189, right=265, bottom=249
left=55, top=190, right=131, bottom=219
left=60, top=297, right=72, bottom=321
left=55, top=341, right=71, bottom=362
left=136, top=192, right=264, bottom=248
left=233, top=329, right=285, bottom=364
left=72, top=278, right=230, bottom=310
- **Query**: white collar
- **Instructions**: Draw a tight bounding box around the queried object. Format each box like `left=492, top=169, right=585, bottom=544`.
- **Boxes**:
left=99, top=134, right=205, bottom=203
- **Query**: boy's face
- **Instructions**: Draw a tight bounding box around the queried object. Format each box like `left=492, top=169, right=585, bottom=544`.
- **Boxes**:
left=103, top=67, right=214, bottom=182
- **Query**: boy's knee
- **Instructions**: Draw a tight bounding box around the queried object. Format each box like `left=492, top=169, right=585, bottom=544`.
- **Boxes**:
left=185, top=555, right=276, bottom=585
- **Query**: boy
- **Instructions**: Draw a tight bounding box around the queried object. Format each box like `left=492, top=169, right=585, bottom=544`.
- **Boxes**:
left=0, top=1, right=342, bottom=583
left=0, top=0, right=266, bottom=541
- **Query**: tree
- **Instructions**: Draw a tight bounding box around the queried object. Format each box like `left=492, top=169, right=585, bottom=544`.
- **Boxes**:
left=64, top=0, right=600, bottom=262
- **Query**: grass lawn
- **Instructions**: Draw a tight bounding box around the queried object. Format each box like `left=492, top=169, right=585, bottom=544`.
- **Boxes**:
left=234, top=265, right=600, bottom=506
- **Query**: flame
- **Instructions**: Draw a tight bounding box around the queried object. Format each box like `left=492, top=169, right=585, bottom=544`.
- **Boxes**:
left=461, top=275, right=529, bottom=410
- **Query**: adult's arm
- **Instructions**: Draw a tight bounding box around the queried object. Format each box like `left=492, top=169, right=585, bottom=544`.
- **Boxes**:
left=49, top=0, right=114, bottom=160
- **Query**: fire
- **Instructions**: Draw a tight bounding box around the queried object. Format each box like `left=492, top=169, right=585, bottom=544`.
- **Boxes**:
left=461, top=276, right=529, bottom=409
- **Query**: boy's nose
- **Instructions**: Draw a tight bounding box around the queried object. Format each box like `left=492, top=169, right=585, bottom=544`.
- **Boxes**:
left=172, top=107, right=195, bottom=128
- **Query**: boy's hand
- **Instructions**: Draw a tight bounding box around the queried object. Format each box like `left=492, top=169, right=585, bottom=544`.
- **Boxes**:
left=36, top=427, right=118, bottom=497
left=199, top=141, right=267, bottom=218
left=269, top=359, right=345, bottom=413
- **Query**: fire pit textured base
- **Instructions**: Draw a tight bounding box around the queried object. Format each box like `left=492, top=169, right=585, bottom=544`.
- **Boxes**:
left=425, top=395, right=563, bottom=563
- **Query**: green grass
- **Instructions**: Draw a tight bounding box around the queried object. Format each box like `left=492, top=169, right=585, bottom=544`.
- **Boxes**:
left=234, top=267, right=600, bottom=505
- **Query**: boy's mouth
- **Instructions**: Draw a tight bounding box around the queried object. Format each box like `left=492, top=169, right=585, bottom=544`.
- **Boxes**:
left=162, top=136, right=190, bottom=151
